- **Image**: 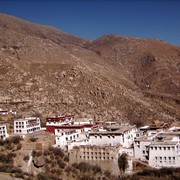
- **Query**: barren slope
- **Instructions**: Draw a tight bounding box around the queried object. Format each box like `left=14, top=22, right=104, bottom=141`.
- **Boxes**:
left=0, top=13, right=179, bottom=124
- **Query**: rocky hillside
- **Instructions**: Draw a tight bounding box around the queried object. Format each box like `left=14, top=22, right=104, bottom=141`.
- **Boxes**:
left=0, top=13, right=179, bottom=124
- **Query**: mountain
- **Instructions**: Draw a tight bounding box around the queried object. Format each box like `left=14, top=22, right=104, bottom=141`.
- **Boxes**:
left=0, top=13, right=179, bottom=124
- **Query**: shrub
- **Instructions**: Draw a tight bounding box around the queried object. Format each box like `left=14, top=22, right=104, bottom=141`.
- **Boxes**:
left=0, top=139, right=4, bottom=146
left=92, top=165, right=101, bottom=174
left=80, top=174, right=94, bottom=180
left=36, top=151, right=42, bottom=157
left=73, top=162, right=102, bottom=174
left=65, top=166, right=77, bottom=174
left=0, top=152, right=16, bottom=164
left=29, top=137, right=38, bottom=142
left=64, top=155, right=69, bottom=162
left=14, top=172, right=24, bottom=179
left=32, top=150, right=37, bottom=157
left=57, top=160, right=66, bottom=169
left=11, top=136, right=23, bottom=144
left=37, top=172, right=61, bottom=180
left=37, top=172, right=49, bottom=180
left=16, top=143, right=22, bottom=150
left=52, top=147, right=64, bottom=157
left=23, top=155, right=29, bottom=162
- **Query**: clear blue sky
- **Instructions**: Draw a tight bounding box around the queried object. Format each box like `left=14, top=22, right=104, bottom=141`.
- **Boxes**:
left=0, top=0, right=180, bottom=46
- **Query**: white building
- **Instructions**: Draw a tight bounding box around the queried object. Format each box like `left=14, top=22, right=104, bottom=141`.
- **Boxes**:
left=14, top=117, right=41, bottom=135
left=89, top=125, right=137, bottom=148
left=46, top=115, right=74, bottom=133
left=134, top=136, right=153, bottom=161
left=0, top=109, right=17, bottom=115
left=55, top=128, right=88, bottom=150
left=69, top=145, right=122, bottom=176
left=0, top=110, right=8, bottom=115
left=149, top=132, right=180, bottom=168
left=149, top=141, right=180, bottom=168
left=134, top=128, right=164, bottom=161
left=0, top=124, right=8, bottom=140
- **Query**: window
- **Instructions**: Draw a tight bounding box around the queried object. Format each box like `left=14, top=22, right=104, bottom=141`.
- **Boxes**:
left=159, top=147, right=162, bottom=150
left=169, top=157, right=171, bottom=160
left=168, top=147, right=170, bottom=150
left=164, top=157, right=166, bottom=160
left=173, top=157, right=175, bottom=160
left=160, top=157, right=162, bottom=160
left=164, top=147, right=166, bottom=150
left=143, top=150, right=145, bottom=154
left=155, top=147, right=157, bottom=150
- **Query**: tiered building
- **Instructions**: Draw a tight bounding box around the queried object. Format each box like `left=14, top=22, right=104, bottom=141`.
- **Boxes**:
left=89, top=125, right=137, bottom=148
left=149, top=132, right=180, bottom=168
left=46, top=115, right=75, bottom=133
left=69, top=145, right=122, bottom=176
left=14, top=117, right=41, bottom=135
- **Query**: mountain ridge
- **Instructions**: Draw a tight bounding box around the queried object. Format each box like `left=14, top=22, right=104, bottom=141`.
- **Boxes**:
left=0, top=13, right=179, bottom=124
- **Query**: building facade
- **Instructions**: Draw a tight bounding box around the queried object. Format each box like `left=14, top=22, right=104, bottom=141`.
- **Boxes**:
left=69, top=145, right=121, bottom=176
left=0, top=124, right=8, bottom=140
left=149, top=141, right=180, bottom=168
left=14, top=117, right=41, bottom=135
left=46, top=115, right=74, bottom=133
left=89, top=125, right=137, bottom=148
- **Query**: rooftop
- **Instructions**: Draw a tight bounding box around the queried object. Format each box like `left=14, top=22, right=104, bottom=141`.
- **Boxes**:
left=150, top=141, right=178, bottom=146
left=14, top=117, right=38, bottom=121
left=90, top=125, right=136, bottom=135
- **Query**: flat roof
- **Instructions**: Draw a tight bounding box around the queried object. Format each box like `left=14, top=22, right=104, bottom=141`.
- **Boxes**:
left=0, top=124, right=6, bottom=127
left=56, top=129, right=76, bottom=133
left=74, top=144, right=121, bottom=149
left=135, top=135, right=155, bottom=142
left=139, top=125, right=150, bottom=129
left=89, top=126, right=136, bottom=136
left=14, top=117, right=37, bottom=121
left=151, top=141, right=178, bottom=146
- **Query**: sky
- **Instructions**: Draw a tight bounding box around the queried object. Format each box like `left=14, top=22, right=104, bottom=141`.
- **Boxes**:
left=0, top=0, right=180, bottom=46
